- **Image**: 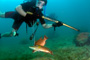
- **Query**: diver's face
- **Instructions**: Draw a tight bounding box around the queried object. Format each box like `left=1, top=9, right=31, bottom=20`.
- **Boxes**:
left=37, top=1, right=45, bottom=9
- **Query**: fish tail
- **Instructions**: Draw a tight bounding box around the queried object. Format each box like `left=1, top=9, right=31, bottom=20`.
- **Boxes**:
left=44, top=35, right=48, bottom=40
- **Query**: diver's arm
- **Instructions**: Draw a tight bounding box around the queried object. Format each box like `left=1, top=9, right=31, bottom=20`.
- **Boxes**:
left=42, top=24, right=53, bottom=28
left=42, top=21, right=63, bottom=28
left=15, top=5, right=26, bottom=17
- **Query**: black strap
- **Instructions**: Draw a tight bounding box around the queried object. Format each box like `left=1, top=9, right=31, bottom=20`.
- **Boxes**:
left=30, top=22, right=39, bottom=40
left=0, top=33, right=1, bottom=39
left=54, top=27, right=56, bottom=31
left=26, top=23, right=28, bottom=33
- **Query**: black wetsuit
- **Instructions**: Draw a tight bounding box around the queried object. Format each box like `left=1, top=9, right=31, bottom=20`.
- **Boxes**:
left=5, top=2, right=45, bottom=30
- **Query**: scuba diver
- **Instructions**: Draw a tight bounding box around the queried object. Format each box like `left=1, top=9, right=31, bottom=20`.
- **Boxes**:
left=0, top=0, right=63, bottom=38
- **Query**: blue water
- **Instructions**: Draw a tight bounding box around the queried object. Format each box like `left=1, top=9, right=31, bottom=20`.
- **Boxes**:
left=0, top=0, right=90, bottom=60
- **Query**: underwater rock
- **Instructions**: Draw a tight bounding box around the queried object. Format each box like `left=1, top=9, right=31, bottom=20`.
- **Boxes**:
left=75, top=32, right=90, bottom=46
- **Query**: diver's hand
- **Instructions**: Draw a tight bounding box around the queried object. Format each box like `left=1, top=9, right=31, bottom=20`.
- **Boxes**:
left=25, top=13, right=32, bottom=19
left=25, top=12, right=40, bottom=19
left=52, top=21, right=63, bottom=27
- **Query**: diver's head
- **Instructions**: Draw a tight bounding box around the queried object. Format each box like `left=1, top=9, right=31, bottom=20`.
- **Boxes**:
left=40, top=0, right=47, bottom=5
left=36, top=0, right=47, bottom=9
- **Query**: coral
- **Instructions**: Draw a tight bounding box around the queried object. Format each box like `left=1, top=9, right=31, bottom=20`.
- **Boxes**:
left=76, top=32, right=89, bottom=41
left=52, top=46, right=90, bottom=60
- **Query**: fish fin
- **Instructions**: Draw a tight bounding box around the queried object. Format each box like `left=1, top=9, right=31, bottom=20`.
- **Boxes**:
left=45, top=42, right=46, bottom=45
left=44, top=35, right=48, bottom=40
left=50, top=51, right=53, bottom=55
left=35, top=37, right=42, bottom=45
left=32, top=50, right=37, bottom=53
left=39, top=37, right=43, bottom=40
left=42, top=42, right=46, bottom=46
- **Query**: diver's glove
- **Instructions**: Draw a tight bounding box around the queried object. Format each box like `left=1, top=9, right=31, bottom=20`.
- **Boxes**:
left=25, top=7, right=42, bottom=19
left=25, top=12, right=40, bottom=19
left=52, top=21, right=63, bottom=27
left=25, top=13, right=32, bottom=19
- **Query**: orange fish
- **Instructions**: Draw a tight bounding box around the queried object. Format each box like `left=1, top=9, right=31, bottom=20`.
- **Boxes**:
left=35, top=35, right=48, bottom=46
left=32, top=35, right=48, bottom=53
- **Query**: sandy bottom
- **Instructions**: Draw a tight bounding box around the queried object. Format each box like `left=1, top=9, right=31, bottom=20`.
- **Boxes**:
left=0, top=35, right=90, bottom=60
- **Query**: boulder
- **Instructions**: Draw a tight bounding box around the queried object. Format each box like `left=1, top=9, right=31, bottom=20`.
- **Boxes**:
left=75, top=32, right=90, bottom=46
